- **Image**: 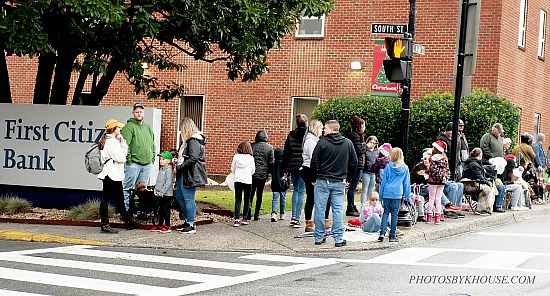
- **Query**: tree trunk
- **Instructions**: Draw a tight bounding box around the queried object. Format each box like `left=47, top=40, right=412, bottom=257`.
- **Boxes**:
left=0, top=43, right=12, bottom=103
left=49, top=48, right=78, bottom=105
left=71, top=69, right=89, bottom=105
left=32, top=52, right=56, bottom=104
left=89, top=56, right=122, bottom=106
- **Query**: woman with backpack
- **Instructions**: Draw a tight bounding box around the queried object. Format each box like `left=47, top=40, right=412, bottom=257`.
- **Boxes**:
left=97, top=119, right=140, bottom=233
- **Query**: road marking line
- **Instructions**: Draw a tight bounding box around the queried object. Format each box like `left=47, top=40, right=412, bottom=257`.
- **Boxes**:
left=477, top=231, right=550, bottom=238
left=0, top=289, right=51, bottom=296
left=467, top=251, right=535, bottom=269
left=0, top=230, right=107, bottom=246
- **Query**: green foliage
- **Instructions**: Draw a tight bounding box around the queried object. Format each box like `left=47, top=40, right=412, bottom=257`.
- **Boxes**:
left=0, top=195, right=32, bottom=215
left=407, top=89, right=521, bottom=163
left=66, top=199, right=114, bottom=221
left=312, top=96, right=402, bottom=145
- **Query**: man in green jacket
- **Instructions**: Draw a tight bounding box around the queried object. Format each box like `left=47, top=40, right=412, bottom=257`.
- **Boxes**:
left=479, top=123, right=504, bottom=161
left=121, top=103, right=156, bottom=211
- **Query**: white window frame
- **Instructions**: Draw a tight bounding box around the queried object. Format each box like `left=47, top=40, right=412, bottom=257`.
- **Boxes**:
left=295, top=15, right=325, bottom=38
left=538, top=10, right=547, bottom=58
left=518, top=0, right=528, bottom=48
left=290, top=97, right=320, bottom=130
left=177, top=95, right=205, bottom=148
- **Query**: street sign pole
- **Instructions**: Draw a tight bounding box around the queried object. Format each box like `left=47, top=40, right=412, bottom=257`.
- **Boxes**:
left=400, top=0, right=416, bottom=161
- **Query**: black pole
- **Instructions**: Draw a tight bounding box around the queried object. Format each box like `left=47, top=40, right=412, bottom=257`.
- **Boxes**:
left=401, top=0, right=415, bottom=161
left=450, top=0, right=469, bottom=180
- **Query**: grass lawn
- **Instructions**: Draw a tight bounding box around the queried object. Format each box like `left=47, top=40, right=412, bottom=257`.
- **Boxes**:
left=195, top=189, right=361, bottom=216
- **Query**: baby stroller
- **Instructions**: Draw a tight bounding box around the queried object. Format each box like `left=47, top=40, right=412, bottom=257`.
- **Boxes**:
left=129, top=187, right=159, bottom=224
left=397, top=195, right=418, bottom=228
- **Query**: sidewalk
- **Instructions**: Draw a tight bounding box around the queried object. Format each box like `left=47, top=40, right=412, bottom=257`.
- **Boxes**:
left=1, top=204, right=549, bottom=253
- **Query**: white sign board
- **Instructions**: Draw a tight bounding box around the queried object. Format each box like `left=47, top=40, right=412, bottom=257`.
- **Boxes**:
left=0, top=104, right=162, bottom=191
left=413, top=43, right=426, bottom=55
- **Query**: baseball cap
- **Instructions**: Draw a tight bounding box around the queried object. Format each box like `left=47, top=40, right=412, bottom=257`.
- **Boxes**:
left=105, top=119, right=125, bottom=129
left=157, top=151, right=173, bottom=160
left=133, top=103, right=145, bottom=110
left=493, top=123, right=504, bottom=133
left=458, top=119, right=464, bottom=126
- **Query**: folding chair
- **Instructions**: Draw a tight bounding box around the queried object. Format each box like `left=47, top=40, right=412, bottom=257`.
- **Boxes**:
left=461, top=180, right=483, bottom=214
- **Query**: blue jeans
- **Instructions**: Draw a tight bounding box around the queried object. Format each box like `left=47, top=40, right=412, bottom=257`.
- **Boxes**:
left=123, top=162, right=152, bottom=211
left=314, top=179, right=345, bottom=243
left=444, top=181, right=464, bottom=207
left=362, top=214, right=381, bottom=233
left=347, top=169, right=362, bottom=207
left=360, top=172, right=376, bottom=205
left=176, top=175, right=197, bottom=224
left=380, top=198, right=400, bottom=238
left=272, top=192, right=286, bottom=214
left=495, top=184, right=505, bottom=208
left=291, top=171, right=305, bottom=220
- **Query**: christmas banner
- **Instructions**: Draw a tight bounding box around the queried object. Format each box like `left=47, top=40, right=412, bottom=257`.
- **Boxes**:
left=370, top=40, right=400, bottom=97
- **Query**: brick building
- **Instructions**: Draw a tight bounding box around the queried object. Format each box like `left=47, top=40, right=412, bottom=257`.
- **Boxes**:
left=7, top=0, right=550, bottom=177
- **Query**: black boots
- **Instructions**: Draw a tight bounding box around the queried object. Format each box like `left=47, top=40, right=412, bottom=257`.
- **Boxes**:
left=346, top=205, right=360, bottom=217
left=101, top=224, right=118, bottom=234
left=125, top=219, right=141, bottom=230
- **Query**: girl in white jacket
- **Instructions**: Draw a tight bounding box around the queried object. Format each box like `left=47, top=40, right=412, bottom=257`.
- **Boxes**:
left=97, top=119, right=139, bottom=233
left=231, top=141, right=255, bottom=227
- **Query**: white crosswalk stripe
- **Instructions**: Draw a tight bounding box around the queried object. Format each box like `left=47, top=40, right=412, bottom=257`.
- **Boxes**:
left=336, top=247, right=550, bottom=274
left=0, top=245, right=338, bottom=296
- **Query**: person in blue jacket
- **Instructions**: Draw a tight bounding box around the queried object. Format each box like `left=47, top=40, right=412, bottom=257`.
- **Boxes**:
left=378, top=147, right=411, bottom=243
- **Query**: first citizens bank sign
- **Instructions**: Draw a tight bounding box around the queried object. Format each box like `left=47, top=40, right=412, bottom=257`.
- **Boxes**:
left=0, top=104, right=161, bottom=191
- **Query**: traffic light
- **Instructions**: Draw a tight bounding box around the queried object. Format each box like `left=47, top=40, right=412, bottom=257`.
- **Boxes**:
left=383, top=37, right=413, bottom=83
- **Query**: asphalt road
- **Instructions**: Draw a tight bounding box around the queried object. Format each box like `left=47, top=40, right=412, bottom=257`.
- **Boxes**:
left=1, top=217, right=549, bottom=296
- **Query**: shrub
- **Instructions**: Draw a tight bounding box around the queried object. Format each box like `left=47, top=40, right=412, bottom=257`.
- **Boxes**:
left=312, top=96, right=402, bottom=145
left=0, top=195, right=32, bottom=215
left=66, top=199, right=115, bottom=220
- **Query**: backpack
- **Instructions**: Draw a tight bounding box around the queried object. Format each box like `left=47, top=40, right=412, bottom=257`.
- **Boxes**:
left=85, top=143, right=109, bottom=175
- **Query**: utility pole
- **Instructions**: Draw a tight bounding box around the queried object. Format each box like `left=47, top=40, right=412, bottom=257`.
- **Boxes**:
left=400, top=0, right=416, bottom=160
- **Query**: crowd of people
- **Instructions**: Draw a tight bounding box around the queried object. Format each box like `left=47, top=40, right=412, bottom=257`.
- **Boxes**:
left=98, top=107, right=549, bottom=246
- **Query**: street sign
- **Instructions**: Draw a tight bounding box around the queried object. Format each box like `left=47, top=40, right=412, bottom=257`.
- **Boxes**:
left=413, top=43, right=425, bottom=55
left=371, top=23, right=408, bottom=34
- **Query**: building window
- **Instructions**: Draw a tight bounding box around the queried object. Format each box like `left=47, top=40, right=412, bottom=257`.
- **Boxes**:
left=178, top=95, right=204, bottom=147
left=538, top=10, right=547, bottom=58
left=518, top=0, right=528, bottom=48
left=534, top=113, right=541, bottom=137
left=295, top=15, right=325, bottom=38
left=291, top=97, right=320, bottom=129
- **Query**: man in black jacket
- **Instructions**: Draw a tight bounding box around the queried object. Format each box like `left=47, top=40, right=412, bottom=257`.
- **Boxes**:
left=311, top=120, right=358, bottom=247
left=283, top=114, right=308, bottom=227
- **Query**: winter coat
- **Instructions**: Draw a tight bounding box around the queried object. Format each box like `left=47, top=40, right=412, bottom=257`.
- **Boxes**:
left=231, top=153, right=255, bottom=184
left=176, top=133, right=207, bottom=187
left=120, top=118, right=155, bottom=165
left=410, top=162, right=429, bottom=185
left=271, top=148, right=290, bottom=192
left=428, top=154, right=450, bottom=185
left=98, top=134, right=128, bottom=181
left=282, top=126, right=307, bottom=172
left=251, top=130, right=274, bottom=179
left=379, top=162, right=411, bottom=201
left=347, top=130, right=365, bottom=168
left=480, top=131, right=504, bottom=160
left=371, top=156, right=389, bottom=184
left=512, top=143, right=538, bottom=167
left=154, top=164, right=174, bottom=197
left=364, top=148, right=378, bottom=172
left=436, top=131, right=461, bottom=165
left=310, top=133, right=358, bottom=182
left=462, top=156, right=491, bottom=186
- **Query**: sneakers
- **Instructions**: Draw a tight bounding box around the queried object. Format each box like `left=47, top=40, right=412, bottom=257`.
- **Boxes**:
left=395, top=229, right=405, bottom=237
left=477, top=210, right=492, bottom=216
left=176, top=221, right=191, bottom=231
left=241, top=219, right=249, bottom=225
left=290, top=218, right=298, bottom=225
left=314, top=237, right=326, bottom=245
left=434, top=213, right=441, bottom=225
left=150, top=225, right=162, bottom=232
left=417, top=216, right=426, bottom=222
left=293, top=221, right=303, bottom=228
left=179, top=224, right=196, bottom=234
left=493, top=207, right=506, bottom=213
left=160, top=225, right=171, bottom=233
left=233, top=220, right=240, bottom=227
left=444, top=211, right=459, bottom=219
left=271, top=213, right=277, bottom=222
left=439, top=214, right=445, bottom=221
left=335, top=239, right=347, bottom=247
left=511, top=206, right=527, bottom=211
left=125, top=220, right=141, bottom=230
left=389, top=236, right=399, bottom=243
left=346, top=205, right=360, bottom=217
left=100, top=224, right=118, bottom=234
left=456, top=212, right=466, bottom=218
left=279, top=213, right=286, bottom=220
left=253, top=216, right=260, bottom=221
left=378, top=234, right=385, bottom=242
left=305, top=220, right=314, bottom=232
left=445, top=203, right=462, bottom=211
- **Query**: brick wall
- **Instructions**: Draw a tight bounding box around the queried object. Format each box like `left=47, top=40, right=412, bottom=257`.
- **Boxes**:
left=6, top=0, right=550, bottom=175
